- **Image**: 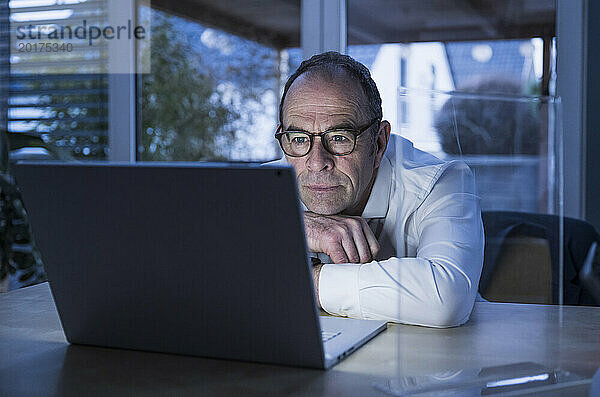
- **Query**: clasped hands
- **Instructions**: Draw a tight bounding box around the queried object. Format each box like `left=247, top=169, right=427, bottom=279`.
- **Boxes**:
left=304, top=211, right=380, bottom=264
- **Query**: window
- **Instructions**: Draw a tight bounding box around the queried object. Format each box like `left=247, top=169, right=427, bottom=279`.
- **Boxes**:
left=7, top=0, right=111, bottom=161
left=347, top=0, right=558, bottom=215
left=137, top=3, right=301, bottom=162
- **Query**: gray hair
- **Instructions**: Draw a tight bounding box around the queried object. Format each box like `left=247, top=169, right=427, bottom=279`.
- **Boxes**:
left=279, top=51, right=383, bottom=129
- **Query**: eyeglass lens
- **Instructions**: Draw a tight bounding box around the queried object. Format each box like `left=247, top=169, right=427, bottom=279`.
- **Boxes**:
left=280, top=130, right=356, bottom=156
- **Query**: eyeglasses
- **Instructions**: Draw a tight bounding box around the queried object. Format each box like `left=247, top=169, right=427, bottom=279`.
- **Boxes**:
left=275, top=118, right=380, bottom=157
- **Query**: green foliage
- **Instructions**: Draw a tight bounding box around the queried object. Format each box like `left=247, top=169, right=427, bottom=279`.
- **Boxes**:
left=139, top=14, right=237, bottom=161
left=0, top=171, right=46, bottom=290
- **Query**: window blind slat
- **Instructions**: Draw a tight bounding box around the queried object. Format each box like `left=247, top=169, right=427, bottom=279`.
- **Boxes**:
left=7, top=0, right=109, bottom=160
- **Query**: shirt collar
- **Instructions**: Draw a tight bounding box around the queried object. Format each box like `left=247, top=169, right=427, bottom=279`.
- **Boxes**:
left=361, top=155, right=392, bottom=219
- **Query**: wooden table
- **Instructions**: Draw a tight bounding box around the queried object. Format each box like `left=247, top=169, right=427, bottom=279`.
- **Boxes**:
left=1, top=283, right=599, bottom=396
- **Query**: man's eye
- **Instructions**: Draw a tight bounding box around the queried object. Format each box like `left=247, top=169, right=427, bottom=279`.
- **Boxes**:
left=291, top=136, right=308, bottom=144
left=330, top=134, right=351, bottom=143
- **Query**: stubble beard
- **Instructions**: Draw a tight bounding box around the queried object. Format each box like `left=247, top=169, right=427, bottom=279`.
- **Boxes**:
left=299, top=184, right=352, bottom=215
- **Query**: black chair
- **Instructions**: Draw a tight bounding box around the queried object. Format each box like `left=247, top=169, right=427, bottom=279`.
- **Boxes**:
left=480, top=211, right=600, bottom=305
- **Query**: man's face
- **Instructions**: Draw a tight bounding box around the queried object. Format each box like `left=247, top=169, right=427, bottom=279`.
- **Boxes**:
left=281, top=74, right=380, bottom=216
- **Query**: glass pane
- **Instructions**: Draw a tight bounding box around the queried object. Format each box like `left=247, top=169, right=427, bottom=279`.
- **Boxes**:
left=347, top=0, right=564, bottom=308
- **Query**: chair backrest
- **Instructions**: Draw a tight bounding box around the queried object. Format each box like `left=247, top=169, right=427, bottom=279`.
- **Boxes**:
left=483, top=237, right=553, bottom=304
left=480, top=211, right=600, bottom=305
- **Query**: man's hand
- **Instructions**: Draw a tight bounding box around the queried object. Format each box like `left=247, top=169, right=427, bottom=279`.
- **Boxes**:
left=304, top=212, right=380, bottom=264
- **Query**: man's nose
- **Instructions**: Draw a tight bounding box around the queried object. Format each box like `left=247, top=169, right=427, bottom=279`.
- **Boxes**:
left=305, top=137, right=334, bottom=172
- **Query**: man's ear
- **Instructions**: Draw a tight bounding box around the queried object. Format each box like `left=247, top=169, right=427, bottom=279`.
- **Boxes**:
left=373, top=120, right=391, bottom=169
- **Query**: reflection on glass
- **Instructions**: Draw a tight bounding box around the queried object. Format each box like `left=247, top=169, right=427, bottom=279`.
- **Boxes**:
left=369, top=85, right=563, bottom=305
left=345, top=0, right=568, bottom=306
left=377, top=362, right=584, bottom=396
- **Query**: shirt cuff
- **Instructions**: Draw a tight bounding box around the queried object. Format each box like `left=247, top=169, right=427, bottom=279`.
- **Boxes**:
left=319, top=263, right=362, bottom=318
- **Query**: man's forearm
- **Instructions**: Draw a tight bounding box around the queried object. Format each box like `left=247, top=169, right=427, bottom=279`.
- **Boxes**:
left=318, top=257, right=476, bottom=326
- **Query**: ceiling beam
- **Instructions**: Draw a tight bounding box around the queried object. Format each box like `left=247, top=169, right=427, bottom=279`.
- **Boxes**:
left=151, top=0, right=298, bottom=49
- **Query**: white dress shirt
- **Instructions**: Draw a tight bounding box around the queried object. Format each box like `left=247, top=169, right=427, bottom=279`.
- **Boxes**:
left=272, top=133, right=484, bottom=328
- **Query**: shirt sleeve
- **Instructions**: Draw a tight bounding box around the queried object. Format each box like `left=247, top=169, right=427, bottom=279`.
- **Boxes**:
left=318, top=162, right=484, bottom=328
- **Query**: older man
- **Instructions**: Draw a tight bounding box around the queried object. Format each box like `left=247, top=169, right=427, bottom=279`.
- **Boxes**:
left=273, top=52, right=484, bottom=327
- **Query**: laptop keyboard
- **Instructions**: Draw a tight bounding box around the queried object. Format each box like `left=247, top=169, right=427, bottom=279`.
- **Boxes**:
left=321, top=330, right=341, bottom=343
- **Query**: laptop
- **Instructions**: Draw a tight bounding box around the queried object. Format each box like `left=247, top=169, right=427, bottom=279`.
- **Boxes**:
left=14, top=162, right=386, bottom=369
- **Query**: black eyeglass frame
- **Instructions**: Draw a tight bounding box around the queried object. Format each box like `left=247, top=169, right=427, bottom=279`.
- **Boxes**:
left=274, top=117, right=380, bottom=157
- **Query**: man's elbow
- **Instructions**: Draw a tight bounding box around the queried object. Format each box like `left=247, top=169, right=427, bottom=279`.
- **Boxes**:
left=368, top=287, right=476, bottom=327
left=421, top=288, right=475, bottom=328
left=421, top=259, right=480, bottom=328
